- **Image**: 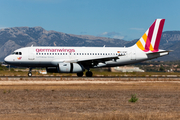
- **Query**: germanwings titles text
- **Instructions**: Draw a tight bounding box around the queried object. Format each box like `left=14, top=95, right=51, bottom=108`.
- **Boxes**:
left=36, top=48, right=75, bottom=53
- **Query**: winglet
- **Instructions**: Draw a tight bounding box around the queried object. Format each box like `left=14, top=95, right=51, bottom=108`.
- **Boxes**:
left=136, top=19, right=165, bottom=52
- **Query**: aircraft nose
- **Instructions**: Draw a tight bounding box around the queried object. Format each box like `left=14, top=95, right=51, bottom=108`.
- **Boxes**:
left=4, top=56, right=11, bottom=64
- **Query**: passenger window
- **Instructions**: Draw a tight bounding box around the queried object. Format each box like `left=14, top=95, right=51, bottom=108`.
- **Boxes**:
left=36, top=53, right=38, bottom=55
left=15, top=52, right=18, bottom=55
left=42, top=53, right=43, bottom=55
left=47, top=53, right=49, bottom=55
left=52, top=53, right=54, bottom=55
left=44, top=53, right=46, bottom=55
left=39, top=53, right=41, bottom=55
left=19, top=52, right=22, bottom=55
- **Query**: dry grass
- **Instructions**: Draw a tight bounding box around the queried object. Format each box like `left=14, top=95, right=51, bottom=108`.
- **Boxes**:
left=0, top=82, right=180, bottom=119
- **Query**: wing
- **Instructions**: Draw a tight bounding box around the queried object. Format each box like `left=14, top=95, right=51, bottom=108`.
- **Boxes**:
left=64, top=55, right=123, bottom=68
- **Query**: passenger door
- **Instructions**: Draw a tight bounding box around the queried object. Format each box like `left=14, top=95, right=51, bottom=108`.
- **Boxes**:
left=28, top=48, right=35, bottom=60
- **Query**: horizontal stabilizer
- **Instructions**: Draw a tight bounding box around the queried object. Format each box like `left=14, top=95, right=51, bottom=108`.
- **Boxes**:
left=146, top=50, right=173, bottom=55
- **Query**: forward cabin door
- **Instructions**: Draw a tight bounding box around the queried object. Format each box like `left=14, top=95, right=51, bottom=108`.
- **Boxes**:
left=28, top=48, right=35, bottom=60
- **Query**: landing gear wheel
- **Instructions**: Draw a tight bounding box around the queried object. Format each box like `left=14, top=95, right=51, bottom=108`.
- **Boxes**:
left=86, top=71, right=93, bottom=77
left=77, top=72, right=83, bottom=77
left=28, top=67, right=32, bottom=77
left=28, top=72, right=32, bottom=77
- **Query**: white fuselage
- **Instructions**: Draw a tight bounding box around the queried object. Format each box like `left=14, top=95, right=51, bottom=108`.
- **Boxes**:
left=4, top=45, right=168, bottom=68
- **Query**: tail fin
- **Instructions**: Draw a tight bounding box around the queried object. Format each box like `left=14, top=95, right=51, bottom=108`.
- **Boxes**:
left=136, top=19, right=165, bottom=52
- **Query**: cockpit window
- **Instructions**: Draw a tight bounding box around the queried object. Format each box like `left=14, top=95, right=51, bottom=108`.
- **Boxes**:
left=11, top=52, right=22, bottom=55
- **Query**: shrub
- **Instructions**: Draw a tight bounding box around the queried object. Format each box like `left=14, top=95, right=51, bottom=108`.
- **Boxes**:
left=3, top=90, right=6, bottom=94
left=129, top=94, right=138, bottom=103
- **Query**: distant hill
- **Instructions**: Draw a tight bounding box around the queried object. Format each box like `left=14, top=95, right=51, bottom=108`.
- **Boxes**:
left=0, top=27, right=179, bottom=61
left=157, top=31, right=180, bottom=61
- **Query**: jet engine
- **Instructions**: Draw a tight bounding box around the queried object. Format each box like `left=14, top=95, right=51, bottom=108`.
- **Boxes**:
left=58, top=63, right=84, bottom=73
left=46, top=63, right=84, bottom=73
left=46, top=67, right=58, bottom=73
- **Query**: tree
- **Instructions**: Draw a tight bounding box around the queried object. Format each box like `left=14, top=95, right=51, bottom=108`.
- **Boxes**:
left=159, top=65, right=165, bottom=72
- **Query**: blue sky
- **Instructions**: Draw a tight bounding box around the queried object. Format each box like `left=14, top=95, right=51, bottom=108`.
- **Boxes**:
left=0, top=0, right=179, bottom=40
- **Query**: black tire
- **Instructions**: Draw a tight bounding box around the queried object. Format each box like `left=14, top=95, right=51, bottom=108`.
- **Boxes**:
left=86, top=71, right=93, bottom=77
left=77, top=72, right=83, bottom=77
left=28, top=72, right=32, bottom=77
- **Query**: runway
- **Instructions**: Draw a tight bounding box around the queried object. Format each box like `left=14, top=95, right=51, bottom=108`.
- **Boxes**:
left=0, top=74, right=179, bottom=78
left=0, top=76, right=180, bottom=85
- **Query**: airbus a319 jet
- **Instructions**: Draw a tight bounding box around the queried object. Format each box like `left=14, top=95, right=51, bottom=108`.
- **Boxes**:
left=4, top=19, right=171, bottom=77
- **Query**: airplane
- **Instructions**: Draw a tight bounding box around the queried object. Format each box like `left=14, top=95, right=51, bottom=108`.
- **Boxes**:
left=4, top=19, right=171, bottom=77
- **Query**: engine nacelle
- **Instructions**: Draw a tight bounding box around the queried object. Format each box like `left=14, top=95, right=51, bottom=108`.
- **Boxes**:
left=59, top=63, right=84, bottom=73
left=46, top=67, right=58, bottom=73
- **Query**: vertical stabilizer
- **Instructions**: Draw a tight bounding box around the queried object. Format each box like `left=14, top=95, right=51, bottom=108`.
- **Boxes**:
left=135, top=19, right=165, bottom=52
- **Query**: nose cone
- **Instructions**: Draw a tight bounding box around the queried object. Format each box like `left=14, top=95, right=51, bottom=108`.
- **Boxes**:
left=4, top=56, right=11, bottom=64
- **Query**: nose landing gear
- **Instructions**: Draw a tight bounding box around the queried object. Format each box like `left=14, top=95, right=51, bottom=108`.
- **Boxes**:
left=28, top=68, right=32, bottom=77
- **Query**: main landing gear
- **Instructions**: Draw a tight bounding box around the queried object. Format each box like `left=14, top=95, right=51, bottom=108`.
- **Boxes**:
left=86, top=71, right=93, bottom=77
left=76, top=71, right=93, bottom=77
left=77, top=72, right=83, bottom=77
left=28, top=68, right=32, bottom=77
